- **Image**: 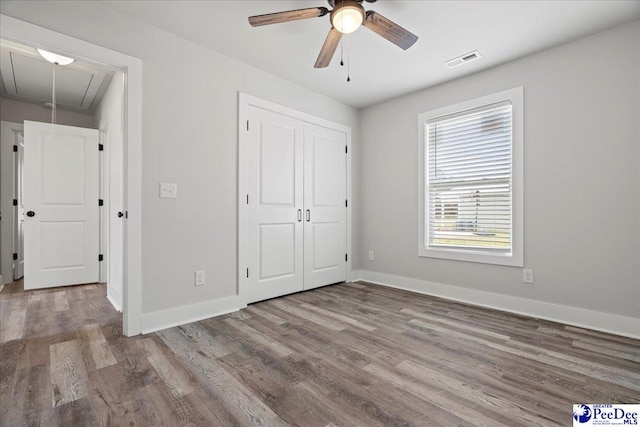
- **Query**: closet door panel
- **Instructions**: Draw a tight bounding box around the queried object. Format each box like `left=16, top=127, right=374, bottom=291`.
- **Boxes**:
left=247, top=108, right=304, bottom=303
left=303, top=123, right=347, bottom=290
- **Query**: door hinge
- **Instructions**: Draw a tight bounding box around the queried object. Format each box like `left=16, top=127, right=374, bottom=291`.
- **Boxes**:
left=125, top=211, right=128, bottom=219
left=246, top=268, right=249, bottom=278
left=345, top=199, right=348, bottom=208
left=345, top=145, right=348, bottom=154
left=247, top=120, right=249, bottom=131
left=13, top=253, right=18, bottom=260
left=98, top=199, right=104, bottom=206
left=99, top=143, right=104, bottom=151
left=13, top=199, right=18, bottom=206
left=13, top=145, right=18, bottom=153
left=246, top=194, right=249, bottom=205
left=99, top=254, right=104, bottom=262
left=345, top=253, right=348, bottom=262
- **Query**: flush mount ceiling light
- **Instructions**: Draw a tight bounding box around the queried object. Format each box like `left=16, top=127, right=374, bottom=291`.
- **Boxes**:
left=37, top=48, right=75, bottom=66
left=331, top=1, right=365, bottom=34
left=248, top=0, right=418, bottom=69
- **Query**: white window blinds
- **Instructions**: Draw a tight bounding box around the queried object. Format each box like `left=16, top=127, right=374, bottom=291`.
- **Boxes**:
left=426, top=101, right=512, bottom=252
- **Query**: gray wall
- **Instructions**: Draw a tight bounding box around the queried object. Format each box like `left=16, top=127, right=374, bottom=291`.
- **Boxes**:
left=358, top=21, right=640, bottom=318
left=0, top=1, right=360, bottom=315
left=0, top=97, right=96, bottom=128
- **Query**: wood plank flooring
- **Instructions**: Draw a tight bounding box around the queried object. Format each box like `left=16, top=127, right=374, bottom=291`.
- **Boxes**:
left=1, top=279, right=639, bottom=426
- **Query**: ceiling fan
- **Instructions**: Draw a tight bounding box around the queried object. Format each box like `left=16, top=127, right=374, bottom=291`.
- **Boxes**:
left=248, top=0, right=418, bottom=68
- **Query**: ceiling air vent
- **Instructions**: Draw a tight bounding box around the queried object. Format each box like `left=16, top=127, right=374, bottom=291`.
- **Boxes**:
left=445, top=50, right=481, bottom=69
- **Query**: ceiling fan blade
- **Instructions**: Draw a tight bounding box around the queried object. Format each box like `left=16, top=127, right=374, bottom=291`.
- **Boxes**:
left=363, top=10, right=418, bottom=50
left=249, top=7, right=329, bottom=27
left=314, top=28, right=343, bottom=68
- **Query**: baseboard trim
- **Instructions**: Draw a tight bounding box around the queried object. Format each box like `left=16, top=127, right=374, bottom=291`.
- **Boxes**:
left=352, top=270, right=640, bottom=339
left=140, top=295, right=245, bottom=334
left=106, top=284, right=122, bottom=313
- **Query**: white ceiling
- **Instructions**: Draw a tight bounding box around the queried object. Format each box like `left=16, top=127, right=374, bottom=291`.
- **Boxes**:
left=103, top=1, right=639, bottom=109
left=0, top=39, right=114, bottom=114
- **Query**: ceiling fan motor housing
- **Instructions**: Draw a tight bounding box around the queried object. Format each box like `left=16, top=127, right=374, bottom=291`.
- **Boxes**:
left=330, top=0, right=366, bottom=34
left=327, top=0, right=377, bottom=5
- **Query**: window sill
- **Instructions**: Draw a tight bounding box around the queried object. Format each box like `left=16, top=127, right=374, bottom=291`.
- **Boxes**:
left=419, top=247, right=523, bottom=267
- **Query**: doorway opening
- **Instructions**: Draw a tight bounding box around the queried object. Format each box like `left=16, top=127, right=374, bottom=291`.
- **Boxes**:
left=1, top=38, right=121, bottom=294
left=0, top=14, right=142, bottom=336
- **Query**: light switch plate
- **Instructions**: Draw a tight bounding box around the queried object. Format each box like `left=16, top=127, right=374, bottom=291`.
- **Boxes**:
left=195, top=270, right=205, bottom=286
left=159, top=182, right=177, bottom=199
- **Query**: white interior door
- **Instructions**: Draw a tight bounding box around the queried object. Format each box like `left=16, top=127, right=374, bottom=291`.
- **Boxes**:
left=13, top=133, right=24, bottom=279
left=23, top=121, right=99, bottom=290
left=108, top=117, right=124, bottom=310
left=247, top=108, right=304, bottom=303
left=303, top=123, right=347, bottom=290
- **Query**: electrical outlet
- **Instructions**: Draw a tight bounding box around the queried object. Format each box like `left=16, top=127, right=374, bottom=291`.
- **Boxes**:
left=195, top=270, right=205, bottom=286
left=159, top=182, right=177, bottom=199
left=523, top=269, right=534, bottom=284
left=368, top=250, right=374, bottom=261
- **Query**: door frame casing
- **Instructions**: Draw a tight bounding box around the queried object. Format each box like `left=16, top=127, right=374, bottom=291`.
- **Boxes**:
left=99, top=117, right=109, bottom=285
left=13, top=129, right=24, bottom=280
left=0, top=14, right=143, bottom=336
left=238, top=93, right=353, bottom=306
left=0, top=121, right=23, bottom=285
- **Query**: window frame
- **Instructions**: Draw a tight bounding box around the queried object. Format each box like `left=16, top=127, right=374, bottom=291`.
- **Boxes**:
left=418, top=87, right=524, bottom=267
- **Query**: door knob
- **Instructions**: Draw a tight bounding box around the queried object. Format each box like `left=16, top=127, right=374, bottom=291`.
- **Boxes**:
left=117, top=211, right=124, bottom=218
left=26, top=211, right=35, bottom=217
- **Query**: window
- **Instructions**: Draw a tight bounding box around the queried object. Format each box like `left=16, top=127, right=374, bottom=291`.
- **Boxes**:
left=418, top=87, right=523, bottom=266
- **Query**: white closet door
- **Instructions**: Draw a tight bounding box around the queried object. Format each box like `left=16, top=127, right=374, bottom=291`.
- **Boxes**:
left=303, top=123, right=347, bottom=290
left=23, top=121, right=99, bottom=290
left=247, top=108, right=304, bottom=303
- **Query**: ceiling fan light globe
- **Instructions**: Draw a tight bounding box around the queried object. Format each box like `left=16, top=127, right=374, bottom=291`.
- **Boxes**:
left=331, top=4, right=364, bottom=34
left=37, top=49, right=75, bottom=66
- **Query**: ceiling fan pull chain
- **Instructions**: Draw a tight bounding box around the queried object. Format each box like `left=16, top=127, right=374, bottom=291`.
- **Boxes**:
left=340, top=37, right=344, bottom=66
left=347, top=37, right=351, bottom=82
left=51, top=64, right=57, bottom=125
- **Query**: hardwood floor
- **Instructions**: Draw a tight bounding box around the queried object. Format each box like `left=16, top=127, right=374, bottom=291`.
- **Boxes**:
left=1, top=280, right=638, bottom=426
